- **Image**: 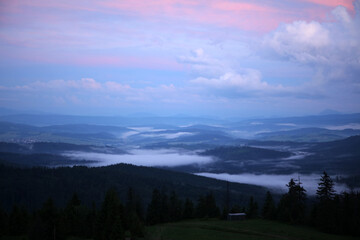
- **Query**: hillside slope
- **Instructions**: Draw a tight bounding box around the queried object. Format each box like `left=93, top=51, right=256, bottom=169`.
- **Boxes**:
left=0, top=163, right=268, bottom=211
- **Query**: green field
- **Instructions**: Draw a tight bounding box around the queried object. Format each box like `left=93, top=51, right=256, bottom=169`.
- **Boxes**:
left=146, top=219, right=358, bottom=240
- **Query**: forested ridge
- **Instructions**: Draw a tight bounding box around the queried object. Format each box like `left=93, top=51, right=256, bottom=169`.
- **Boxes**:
left=0, top=163, right=267, bottom=211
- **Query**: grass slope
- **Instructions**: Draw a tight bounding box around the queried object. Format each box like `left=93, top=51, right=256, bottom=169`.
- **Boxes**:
left=1, top=220, right=358, bottom=240
left=146, top=219, right=358, bottom=240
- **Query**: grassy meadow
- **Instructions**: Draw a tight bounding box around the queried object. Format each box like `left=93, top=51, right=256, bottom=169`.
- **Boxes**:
left=146, top=219, right=359, bottom=240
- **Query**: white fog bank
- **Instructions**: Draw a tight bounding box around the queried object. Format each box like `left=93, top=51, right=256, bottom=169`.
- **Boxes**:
left=64, top=149, right=213, bottom=167
left=196, top=172, right=349, bottom=195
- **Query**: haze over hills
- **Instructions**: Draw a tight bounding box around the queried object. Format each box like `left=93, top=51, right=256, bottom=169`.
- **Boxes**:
left=0, top=111, right=359, bottom=195
left=1, top=111, right=359, bottom=136
left=255, top=127, right=360, bottom=142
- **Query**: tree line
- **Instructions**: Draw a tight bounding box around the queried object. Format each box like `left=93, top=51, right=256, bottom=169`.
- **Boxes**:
left=261, top=172, right=360, bottom=236
left=146, top=171, right=360, bottom=236
left=1, top=172, right=359, bottom=239
left=0, top=186, right=228, bottom=239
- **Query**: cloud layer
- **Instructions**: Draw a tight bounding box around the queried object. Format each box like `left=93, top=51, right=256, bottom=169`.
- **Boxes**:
left=0, top=0, right=359, bottom=116
left=263, top=3, right=360, bottom=83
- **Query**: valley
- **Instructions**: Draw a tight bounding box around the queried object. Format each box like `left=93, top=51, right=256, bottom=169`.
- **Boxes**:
left=0, top=112, right=359, bottom=194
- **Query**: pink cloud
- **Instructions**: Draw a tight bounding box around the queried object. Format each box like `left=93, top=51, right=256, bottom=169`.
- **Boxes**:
left=71, top=56, right=183, bottom=70
left=3, top=49, right=182, bottom=70
left=301, top=0, right=354, bottom=10
left=99, top=0, right=282, bottom=32
left=1, top=0, right=357, bottom=70
left=212, top=1, right=276, bottom=12
left=2, top=0, right=355, bottom=34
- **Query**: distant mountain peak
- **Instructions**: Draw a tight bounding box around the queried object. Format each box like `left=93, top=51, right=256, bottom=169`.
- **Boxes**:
left=319, top=109, right=341, bottom=115
left=127, top=112, right=159, bottom=118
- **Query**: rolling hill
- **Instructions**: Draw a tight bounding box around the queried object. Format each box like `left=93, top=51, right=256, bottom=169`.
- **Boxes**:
left=255, top=127, right=360, bottom=142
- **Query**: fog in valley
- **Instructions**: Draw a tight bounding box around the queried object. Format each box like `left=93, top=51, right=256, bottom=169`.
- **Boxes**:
left=63, top=149, right=213, bottom=167
left=62, top=145, right=350, bottom=195
left=196, top=172, right=349, bottom=195
left=0, top=113, right=359, bottom=197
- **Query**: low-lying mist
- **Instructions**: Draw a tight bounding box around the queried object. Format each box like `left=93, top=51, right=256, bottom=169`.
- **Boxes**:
left=64, top=149, right=213, bottom=167
left=196, top=172, right=349, bottom=195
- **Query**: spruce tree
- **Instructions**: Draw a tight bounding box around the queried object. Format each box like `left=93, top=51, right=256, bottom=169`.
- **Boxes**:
left=0, top=205, right=7, bottom=237
left=29, top=198, right=66, bottom=240
left=316, top=171, right=336, bottom=202
left=182, top=198, right=194, bottom=219
left=315, top=172, right=337, bottom=233
left=169, top=191, right=182, bottom=222
left=277, top=178, right=306, bottom=224
left=196, top=195, right=207, bottom=218
left=64, top=193, right=89, bottom=238
left=205, top=192, right=220, bottom=218
left=8, top=205, right=28, bottom=235
left=146, top=189, right=162, bottom=225
left=196, top=193, right=220, bottom=218
left=247, top=196, right=258, bottom=219
left=125, top=188, right=144, bottom=238
left=262, top=191, right=276, bottom=220
left=95, top=189, right=124, bottom=240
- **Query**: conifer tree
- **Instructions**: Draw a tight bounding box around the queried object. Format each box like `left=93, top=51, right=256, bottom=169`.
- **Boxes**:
left=316, top=171, right=336, bottom=202
left=277, top=178, right=306, bottom=224
left=8, top=205, right=28, bottom=235
left=0, top=205, right=7, bottom=237
left=196, top=195, right=207, bottom=218
left=314, top=172, right=337, bottom=233
left=64, top=193, right=89, bottom=238
left=196, top=192, right=220, bottom=218
left=95, top=189, right=124, bottom=240
left=182, top=198, right=194, bottom=219
left=146, top=189, right=162, bottom=225
left=247, top=196, right=258, bottom=219
left=262, top=191, right=276, bottom=220
left=205, top=192, right=220, bottom=218
left=125, top=188, right=144, bottom=238
left=29, top=198, right=66, bottom=240
left=169, top=191, right=182, bottom=221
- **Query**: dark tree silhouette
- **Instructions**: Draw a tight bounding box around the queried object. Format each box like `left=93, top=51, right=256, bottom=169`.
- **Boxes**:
left=182, top=198, right=194, bottom=219
left=169, top=191, right=183, bottom=222
left=262, top=191, right=276, bottom=220
left=0, top=205, right=7, bottom=237
left=125, top=187, right=145, bottom=238
left=63, top=193, right=89, bottom=237
left=95, top=189, right=124, bottom=240
left=8, top=205, right=28, bottom=235
left=316, top=171, right=336, bottom=202
left=146, top=189, right=162, bottom=225
left=196, top=192, right=220, bottom=218
left=246, top=196, right=258, bottom=219
left=29, top=198, right=66, bottom=240
left=277, top=178, right=306, bottom=224
left=312, top=172, right=337, bottom=233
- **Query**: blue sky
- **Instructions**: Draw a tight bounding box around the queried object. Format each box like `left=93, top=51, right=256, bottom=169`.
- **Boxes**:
left=0, top=0, right=359, bottom=117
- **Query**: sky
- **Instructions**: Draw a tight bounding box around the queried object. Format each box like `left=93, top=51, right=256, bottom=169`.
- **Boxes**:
left=0, top=0, right=359, bottom=117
